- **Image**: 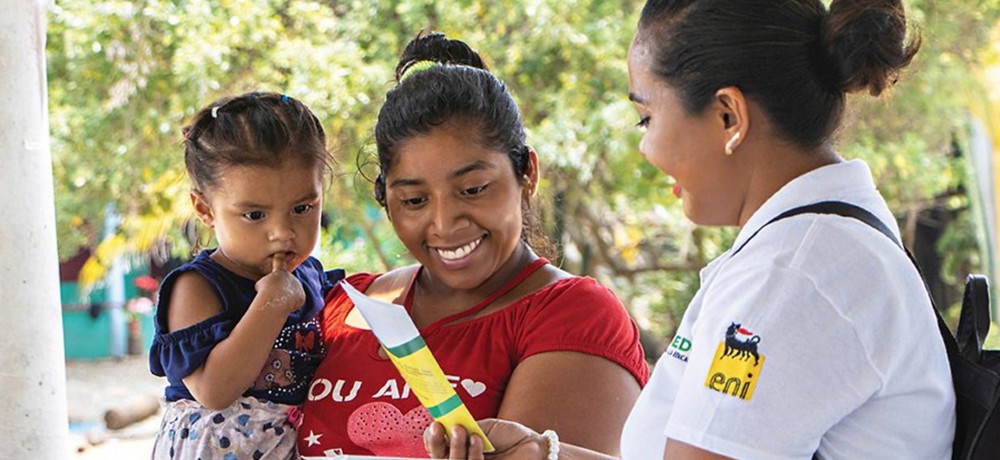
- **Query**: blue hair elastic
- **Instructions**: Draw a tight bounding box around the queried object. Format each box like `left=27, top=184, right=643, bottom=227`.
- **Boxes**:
left=280, top=94, right=289, bottom=104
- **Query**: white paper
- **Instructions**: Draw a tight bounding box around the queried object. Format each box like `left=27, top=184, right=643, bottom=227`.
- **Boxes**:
left=303, top=456, right=425, bottom=460
left=340, top=281, right=419, bottom=349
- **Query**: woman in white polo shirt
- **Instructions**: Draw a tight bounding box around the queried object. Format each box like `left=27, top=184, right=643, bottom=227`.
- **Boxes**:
left=426, top=0, right=956, bottom=459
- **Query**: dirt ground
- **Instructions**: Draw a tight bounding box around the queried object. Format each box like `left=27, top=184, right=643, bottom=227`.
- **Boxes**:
left=65, top=354, right=165, bottom=459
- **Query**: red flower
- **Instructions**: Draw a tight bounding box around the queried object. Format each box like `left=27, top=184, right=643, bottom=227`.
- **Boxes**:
left=134, top=275, right=159, bottom=293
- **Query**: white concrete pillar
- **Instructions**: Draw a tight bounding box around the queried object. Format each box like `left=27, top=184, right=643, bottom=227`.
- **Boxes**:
left=0, top=0, right=70, bottom=458
left=104, top=205, right=126, bottom=358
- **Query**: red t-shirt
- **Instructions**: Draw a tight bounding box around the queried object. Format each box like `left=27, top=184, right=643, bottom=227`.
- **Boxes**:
left=297, top=267, right=648, bottom=458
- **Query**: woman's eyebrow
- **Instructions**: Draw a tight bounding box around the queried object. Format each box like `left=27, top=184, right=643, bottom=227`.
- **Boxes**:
left=389, top=177, right=424, bottom=188
left=449, top=160, right=495, bottom=179
left=389, top=160, right=496, bottom=188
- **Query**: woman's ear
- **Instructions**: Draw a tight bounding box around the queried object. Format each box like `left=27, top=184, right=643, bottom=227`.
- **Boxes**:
left=523, top=147, right=540, bottom=197
left=715, top=87, right=750, bottom=156
left=190, top=190, right=215, bottom=227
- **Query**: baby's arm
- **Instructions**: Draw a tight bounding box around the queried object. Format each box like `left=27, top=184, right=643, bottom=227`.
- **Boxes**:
left=167, top=257, right=305, bottom=410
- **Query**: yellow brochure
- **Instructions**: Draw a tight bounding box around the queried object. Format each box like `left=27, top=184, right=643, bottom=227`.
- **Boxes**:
left=340, top=281, right=495, bottom=452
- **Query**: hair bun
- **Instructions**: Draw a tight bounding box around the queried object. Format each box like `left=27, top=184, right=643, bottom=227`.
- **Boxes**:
left=394, top=31, right=488, bottom=82
left=822, top=0, right=920, bottom=96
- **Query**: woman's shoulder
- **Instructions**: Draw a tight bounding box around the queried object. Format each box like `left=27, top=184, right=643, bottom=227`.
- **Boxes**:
left=537, top=265, right=618, bottom=296
left=522, top=268, right=625, bottom=312
left=320, top=267, right=418, bottom=333
left=323, top=265, right=419, bottom=304
left=361, top=264, right=419, bottom=303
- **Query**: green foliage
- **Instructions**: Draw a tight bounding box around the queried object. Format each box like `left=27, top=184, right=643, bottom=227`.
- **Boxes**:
left=47, top=0, right=1000, bottom=345
left=986, top=323, right=1000, bottom=349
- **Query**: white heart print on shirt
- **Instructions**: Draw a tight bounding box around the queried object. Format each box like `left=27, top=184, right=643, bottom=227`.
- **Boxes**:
left=461, top=379, right=486, bottom=397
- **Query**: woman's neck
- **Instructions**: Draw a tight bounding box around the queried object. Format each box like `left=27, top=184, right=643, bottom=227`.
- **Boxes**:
left=411, top=243, right=537, bottom=326
left=736, top=144, right=841, bottom=228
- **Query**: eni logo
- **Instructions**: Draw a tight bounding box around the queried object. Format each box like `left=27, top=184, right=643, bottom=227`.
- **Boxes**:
left=704, top=322, right=764, bottom=401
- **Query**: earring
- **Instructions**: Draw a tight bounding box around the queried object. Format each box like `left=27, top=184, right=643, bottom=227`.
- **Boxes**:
left=193, top=228, right=213, bottom=254
left=725, top=132, right=741, bottom=156
left=522, top=175, right=536, bottom=193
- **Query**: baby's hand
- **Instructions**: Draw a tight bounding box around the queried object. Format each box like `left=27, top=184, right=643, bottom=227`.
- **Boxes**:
left=254, top=256, right=306, bottom=314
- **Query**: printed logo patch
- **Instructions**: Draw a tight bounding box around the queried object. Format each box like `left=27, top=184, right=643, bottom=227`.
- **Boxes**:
left=667, top=334, right=692, bottom=362
left=704, top=322, right=764, bottom=401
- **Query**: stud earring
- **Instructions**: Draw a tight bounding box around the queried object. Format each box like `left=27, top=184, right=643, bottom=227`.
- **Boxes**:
left=725, top=132, right=741, bottom=156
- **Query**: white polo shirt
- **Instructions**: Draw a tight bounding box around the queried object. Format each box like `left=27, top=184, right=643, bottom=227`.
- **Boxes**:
left=621, top=160, right=955, bottom=460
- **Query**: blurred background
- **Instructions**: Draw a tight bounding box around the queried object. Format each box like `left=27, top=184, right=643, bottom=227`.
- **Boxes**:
left=41, top=0, right=1000, bottom=456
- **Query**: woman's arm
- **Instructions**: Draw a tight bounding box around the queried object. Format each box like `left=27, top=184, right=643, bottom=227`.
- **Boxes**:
left=664, top=441, right=731, bottom=460
left=426, top=421, right=731, bottom=460
left=496, top=351, right=641, bottom=456
left=426, top=419, right=618, bottom=460
left=170, top=258, right=305, bottom=409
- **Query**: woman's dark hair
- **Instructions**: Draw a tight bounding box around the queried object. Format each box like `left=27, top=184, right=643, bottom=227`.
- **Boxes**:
left=373, top=32, right=529, bottom=202
left=637, top=0, right=920, bottom=150
left=373, top=32, right=549, bottom=253
left=182, top=91, right=331, bottom=192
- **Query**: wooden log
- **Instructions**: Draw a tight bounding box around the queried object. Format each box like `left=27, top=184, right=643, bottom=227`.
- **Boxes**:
left=104, top=395, right=161, bottom=430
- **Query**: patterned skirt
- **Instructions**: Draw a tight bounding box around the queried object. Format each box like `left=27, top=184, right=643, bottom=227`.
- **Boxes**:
left=152, top=396, right=299, bottom=460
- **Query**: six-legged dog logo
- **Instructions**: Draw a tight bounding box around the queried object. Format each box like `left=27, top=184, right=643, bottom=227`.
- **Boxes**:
left=723, top=322, right=761, bottom=366
left=704, top=321, right=765, bottom=401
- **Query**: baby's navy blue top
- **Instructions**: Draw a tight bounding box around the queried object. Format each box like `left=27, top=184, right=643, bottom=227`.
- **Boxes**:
left=148, top=250, right=342, bottom=405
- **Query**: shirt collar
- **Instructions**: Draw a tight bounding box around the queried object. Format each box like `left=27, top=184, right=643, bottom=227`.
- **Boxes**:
left=728, top=159, right=878, bottom=255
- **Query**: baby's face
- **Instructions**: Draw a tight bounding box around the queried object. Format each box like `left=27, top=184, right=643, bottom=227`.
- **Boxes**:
left=195, top=159, right=323, bottom=280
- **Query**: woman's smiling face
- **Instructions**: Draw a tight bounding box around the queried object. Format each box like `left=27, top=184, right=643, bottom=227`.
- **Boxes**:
left=627, top=37, right=745, bottom=226
left=384, top=120, right=534, bottom=291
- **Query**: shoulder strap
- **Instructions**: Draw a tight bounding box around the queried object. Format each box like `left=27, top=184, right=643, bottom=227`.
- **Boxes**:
left=410, top=258, right=550, bottom=332
left=732, top=200, right=959, bottom=355
left=732, top=201, right=899, bottom=256
left=957, top=274, right=991, bottom=361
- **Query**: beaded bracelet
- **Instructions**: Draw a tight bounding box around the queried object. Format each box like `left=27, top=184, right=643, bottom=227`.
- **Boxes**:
left=540, top=429, right=559, bottom=460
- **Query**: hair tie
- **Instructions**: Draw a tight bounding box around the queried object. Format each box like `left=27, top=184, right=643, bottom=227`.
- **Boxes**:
left=399, top=60, right=438, bottom=82
left=211, top=106, right=220, bottom=118
left=280, top=94, right=290, bottom=104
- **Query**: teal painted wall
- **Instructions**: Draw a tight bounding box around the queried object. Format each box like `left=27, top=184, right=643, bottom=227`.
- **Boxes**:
left=61, top=310, right=112, bottom=359
left=61, top=267, right=156, bottom=360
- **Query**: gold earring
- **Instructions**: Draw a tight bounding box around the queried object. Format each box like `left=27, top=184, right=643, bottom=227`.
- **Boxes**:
left=192, top=228, right=213, bottom=254
left=725, top=132, right=741, bottom=156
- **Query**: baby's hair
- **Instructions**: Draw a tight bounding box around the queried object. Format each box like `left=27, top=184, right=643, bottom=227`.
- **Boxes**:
left=637, top=0, right=919, bottom=150
left=182, top=92, right=331, bottom=192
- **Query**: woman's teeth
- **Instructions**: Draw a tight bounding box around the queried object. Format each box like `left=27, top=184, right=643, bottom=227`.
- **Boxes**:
left=436, top=238, right=481, bottom=261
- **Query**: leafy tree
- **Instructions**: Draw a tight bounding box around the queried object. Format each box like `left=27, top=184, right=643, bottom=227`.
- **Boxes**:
left=47, top=0, right=1000, bottom=346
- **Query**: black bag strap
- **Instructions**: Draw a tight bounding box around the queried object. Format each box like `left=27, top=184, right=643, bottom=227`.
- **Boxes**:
left=957, top=274, right=990, bottom=362
left=731, top=200, right=960, bottom=356
left=732, top=201, right=900, bottom=255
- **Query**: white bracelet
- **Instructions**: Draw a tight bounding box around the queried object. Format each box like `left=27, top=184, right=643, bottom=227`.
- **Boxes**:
left=540, top=429, right=559, bottom=460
